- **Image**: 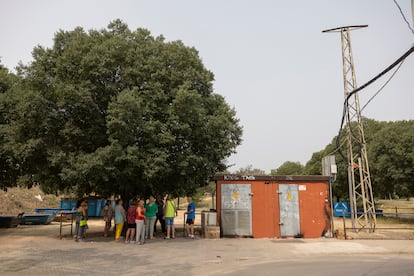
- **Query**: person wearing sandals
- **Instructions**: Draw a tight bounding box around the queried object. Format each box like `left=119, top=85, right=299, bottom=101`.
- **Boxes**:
left=135, top=200, right=146, bottom=245
left=163, top=195, right=177, bottom=239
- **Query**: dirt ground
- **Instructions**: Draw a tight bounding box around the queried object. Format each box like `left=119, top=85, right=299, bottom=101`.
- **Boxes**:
left=333, top=217, right=414, bottom=240
left=1, top=212, right=414, bottom=275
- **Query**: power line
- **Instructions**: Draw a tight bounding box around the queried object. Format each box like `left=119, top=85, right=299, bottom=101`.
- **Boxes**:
left=334, top=45, right=414, bottom=160
left=393, top=0, right=414, bottom=35
left=324, top=139, right=346, bottom=158
left=345, top=45, right=414, bottom=101
left=361, top=60, right=405, bottom=112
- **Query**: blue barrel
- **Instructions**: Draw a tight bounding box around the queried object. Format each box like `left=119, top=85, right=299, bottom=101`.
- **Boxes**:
left=333, top=202, right=351, bottom=217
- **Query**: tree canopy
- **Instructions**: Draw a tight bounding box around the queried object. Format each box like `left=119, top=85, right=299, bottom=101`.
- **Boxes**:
left=233, top=165, right=266, bottom=176
left=303, top=118, right=414, bottom=200
left=0, top=20, right=242, bottom=197
left=271, top=161, right=304, bottom=176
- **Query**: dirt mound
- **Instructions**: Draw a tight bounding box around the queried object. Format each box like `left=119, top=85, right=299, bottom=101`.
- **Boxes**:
left=0, top=186, right=60, bottom=215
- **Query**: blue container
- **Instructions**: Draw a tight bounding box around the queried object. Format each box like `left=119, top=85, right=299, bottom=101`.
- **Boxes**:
left=95, top=199, right=106, bottom=217
left=87, top=199, right=97, bottom=217
left=60, top=199, right=77, bottom=210
left=334, top=202, right=351, bottom=217
left=60, top=198, right=108, bottom=217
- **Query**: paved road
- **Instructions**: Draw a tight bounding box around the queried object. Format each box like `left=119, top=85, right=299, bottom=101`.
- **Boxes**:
left=1, top=222, right=414, bottom=275
left=228, top=255, right=414, bottom=276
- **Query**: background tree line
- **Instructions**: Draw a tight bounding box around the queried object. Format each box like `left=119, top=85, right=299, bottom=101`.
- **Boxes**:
left=0, top=20, right=243, bottom=199
left=268, top=118, right=414, bottom=200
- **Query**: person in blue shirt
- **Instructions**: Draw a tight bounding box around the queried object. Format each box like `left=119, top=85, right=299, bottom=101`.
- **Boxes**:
left=185, top=197, right=196, bottom=239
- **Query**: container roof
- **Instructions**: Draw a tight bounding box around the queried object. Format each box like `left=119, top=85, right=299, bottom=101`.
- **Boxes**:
left=215, top=174, right=330, bottom=182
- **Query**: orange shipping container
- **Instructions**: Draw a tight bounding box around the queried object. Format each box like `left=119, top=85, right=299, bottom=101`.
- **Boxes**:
left=216, top=175, right=332, bottom=238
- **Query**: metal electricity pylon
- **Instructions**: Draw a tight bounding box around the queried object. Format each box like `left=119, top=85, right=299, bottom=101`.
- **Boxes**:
left=323, top=25, right=376, bottom=232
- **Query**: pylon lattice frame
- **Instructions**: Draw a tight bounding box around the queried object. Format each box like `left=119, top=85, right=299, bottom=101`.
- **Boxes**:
left=323, top=25, right=376, bottom=232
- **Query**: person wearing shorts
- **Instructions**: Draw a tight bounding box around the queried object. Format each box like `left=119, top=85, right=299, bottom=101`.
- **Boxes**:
left=163, top=195, right=177, bottom=239
left=185, top=197, right=196, bottom=239
left=125, top=201, right=137, bottom=244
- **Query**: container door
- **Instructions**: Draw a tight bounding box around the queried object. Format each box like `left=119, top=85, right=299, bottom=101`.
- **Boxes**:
left=279, top=184, right=300, bottom=237
left=221, top=184, right=252, bottom=236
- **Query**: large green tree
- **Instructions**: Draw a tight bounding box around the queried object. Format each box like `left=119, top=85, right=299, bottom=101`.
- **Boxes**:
left=271, top=161, right=304, bottom=176
left=368, top=120, right=414, bottom=199
left=0, top=63, right=21, bottom=189
left=303, top=118, right=413, bottom=200
left=0, top=20, right=242, bottom=197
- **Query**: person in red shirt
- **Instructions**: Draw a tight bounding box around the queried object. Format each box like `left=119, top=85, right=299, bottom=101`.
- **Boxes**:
left=135, top=200, right=146, bottom=245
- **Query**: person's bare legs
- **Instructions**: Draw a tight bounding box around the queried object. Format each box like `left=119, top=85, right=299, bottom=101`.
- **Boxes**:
left=130, top=229, right=135, bottom=241
left=104, top=223, right=108, bottom=237
left=190, top=224, right=194, bottom=237
left=166, top=225, right=171, bottom=238
left=185, top=224, right=191, bottom=237
left=185, top=223, right=194, bottom=238
left=125, top=228, right=131, bottom=242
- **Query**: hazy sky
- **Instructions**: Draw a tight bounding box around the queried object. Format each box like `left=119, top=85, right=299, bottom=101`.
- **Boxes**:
left=1, top=0, right=413, bottom=173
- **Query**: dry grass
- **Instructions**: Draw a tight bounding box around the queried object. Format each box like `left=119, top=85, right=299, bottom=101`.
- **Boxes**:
left=177, top=196, right=216, bottom=211
left=0, top=186, right=61, bottom=215
left=376, top=199, right=414, bottom=215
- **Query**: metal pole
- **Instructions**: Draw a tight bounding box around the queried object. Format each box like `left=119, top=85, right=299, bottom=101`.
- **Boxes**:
left=183, top=212, right=186, bottom=237
left=342, top=210, right=347, bottom=240
left=412, top=0, right=414, bottom=27
left=59, top=213, right=63, bottom=239
left=70, top=213, right=73, bottom=236
left=348, top=165, right=356, bottom=230
left=329, top=178, right=335, bottom=237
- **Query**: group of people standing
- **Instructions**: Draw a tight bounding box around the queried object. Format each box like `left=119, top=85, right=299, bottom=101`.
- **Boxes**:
left=100, top=195, right=196, bottom=244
